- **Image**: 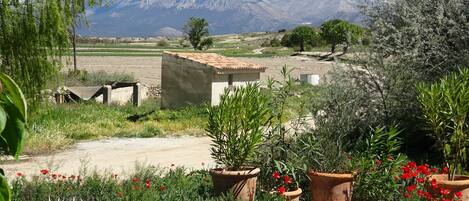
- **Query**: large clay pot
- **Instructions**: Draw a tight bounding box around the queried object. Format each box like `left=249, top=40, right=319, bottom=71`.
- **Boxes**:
left=431, top=174, right=469, bottom=201
left=308, top=171, right=354, bottom=201
left=282, top=188, right=303, bottom=201
left=209, top=167, right=260, bottom=201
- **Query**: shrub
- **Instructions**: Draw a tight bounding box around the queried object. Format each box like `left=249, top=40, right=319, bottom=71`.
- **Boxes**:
left=418, top=68, right=469, bottom=176
left=156, top=39, right=168, bottom=47
left=206, top=83, right=269, bottom=170
left=58, top=70, right=136, bottom=87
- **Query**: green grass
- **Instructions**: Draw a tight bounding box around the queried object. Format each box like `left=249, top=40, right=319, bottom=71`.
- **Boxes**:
left=24, top=100, right=207, bottom=155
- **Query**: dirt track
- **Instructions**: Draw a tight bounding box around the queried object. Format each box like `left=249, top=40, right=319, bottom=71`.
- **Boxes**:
left=64, top=56, right=334, bottom=86
left=3, top=137, right=214, bottom=179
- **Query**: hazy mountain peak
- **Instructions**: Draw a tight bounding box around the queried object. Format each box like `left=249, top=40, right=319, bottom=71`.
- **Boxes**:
left=80, top=0, right=363, bottom=37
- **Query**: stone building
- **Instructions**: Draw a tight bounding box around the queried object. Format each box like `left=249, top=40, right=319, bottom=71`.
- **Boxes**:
left=161, top=51, right=267, bottom=108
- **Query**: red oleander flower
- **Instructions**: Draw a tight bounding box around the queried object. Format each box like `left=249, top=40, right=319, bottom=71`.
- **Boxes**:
left=439, top=188, right=450, bottom=195
left=417, top=165, right=431, bottom=175
left=277, top=186, right=286, bottom=195
left=431, top=179, right=438, bottom=189
left=455, top=191, right=462, bottom=197
left=404, top=193, right=411, bottom=198
left=406, top=185, right=416, bottom=193
left=132, top=177, right=140, bottom=183
left=375, top=159, right=382, bottom=166
left=442, top=167, right=449, bottom=174
left=416, top=177, right=425, bottom=183
left=431, top=168, right=439, bottom=173
left=272, top=171, right=280, bottom=179
left=16, top=172, right=23, bottom=177
left=417, top=190, right=425, bottom=197
left=407, top=161, right=417, bottom=168
left=401, top=172, right=413, bottom=180
left=440, top=199, right=450, bottom=201
left=40, top=169, right=49, bottom=175
left=283, top=175, right=292, bottom=184
left=145, top=179, right=151, bottom=189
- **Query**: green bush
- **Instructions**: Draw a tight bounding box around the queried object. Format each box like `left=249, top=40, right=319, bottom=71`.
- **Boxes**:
left=418, top=68, right=469, bottom=176
left=206, top=83, right=269, bottom=170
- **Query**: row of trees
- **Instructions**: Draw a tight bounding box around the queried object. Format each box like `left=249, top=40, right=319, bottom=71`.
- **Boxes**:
left=281, top=19, right=367, bottom=53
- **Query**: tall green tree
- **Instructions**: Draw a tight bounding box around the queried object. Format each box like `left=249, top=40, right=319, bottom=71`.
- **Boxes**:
left=183, top=17, right=213, bottom=50
left=0, top=0, right=98, bottom=102
left=320, top=19, right=363, bottom=53
left=290, top=26, right=315, bottom=52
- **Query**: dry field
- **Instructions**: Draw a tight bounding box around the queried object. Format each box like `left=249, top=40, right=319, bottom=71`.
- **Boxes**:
left=64, top=56, right=335, bottom=87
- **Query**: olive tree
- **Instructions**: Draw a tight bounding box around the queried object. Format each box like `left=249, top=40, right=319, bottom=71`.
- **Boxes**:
left=183, top=17, right=213, bottom=50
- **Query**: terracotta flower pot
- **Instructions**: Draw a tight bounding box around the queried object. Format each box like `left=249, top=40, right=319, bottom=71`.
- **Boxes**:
left=282, top=188, right=303, bottom=201
left=209, top=167, right=260, bottom=201
left=430, top=174, right=469, bottom=201
left=308, top=171, right=354, bottom=201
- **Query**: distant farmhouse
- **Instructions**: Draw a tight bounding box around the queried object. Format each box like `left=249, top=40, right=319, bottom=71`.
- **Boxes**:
left=161, top=51, right=267, bottom=108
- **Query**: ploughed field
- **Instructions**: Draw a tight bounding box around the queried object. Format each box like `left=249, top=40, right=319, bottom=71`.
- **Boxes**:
left=63, top=56, right=334, bottom=87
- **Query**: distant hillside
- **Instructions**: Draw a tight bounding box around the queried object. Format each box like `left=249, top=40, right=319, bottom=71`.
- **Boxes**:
left=79, top=0, right=364, bottom=37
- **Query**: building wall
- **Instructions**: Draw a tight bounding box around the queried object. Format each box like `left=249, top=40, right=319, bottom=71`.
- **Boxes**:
left=211, top=73, right=260, bottom=106
left=161, top=54, right=213, bottom=108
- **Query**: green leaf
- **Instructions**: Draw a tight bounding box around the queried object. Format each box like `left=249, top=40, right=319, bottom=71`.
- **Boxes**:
left=0, top=98, right=25, bottom=158
left=0, top=107, right=6, bottom=133
left=0, top=73, right=27, bottom=122
left=0, top=175, right=10, bottom=201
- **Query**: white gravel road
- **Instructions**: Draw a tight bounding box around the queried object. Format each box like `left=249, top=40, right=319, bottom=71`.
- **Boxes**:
left=2, top=136, right=215, bottom=179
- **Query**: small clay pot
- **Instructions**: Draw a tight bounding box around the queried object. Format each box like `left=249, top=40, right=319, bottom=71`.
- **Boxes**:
left=209, top=167, right=260, bottom=201
left=282, top=188, right=303, bottom=201
left=430, top=174, right=469, bottom=201
left=308, top=171, right=354, bottom=201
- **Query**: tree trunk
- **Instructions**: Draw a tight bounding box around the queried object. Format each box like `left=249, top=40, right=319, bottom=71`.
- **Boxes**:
left=300, top=41, right=305, bottom=52
left=331, top=44, right=336, bottom=53
left=343, top=44, right=349, bottom=54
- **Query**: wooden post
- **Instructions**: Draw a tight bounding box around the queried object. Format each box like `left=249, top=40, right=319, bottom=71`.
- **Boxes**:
left=54, top=93, right=64, bottom=104
left=103, top=85, right=112, bottom=106
left=133, top=83, right=141, bottom=107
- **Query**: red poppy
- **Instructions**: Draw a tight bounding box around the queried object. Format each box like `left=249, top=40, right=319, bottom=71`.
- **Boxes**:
left=159, top=186, right=166, bottom=191
left=16, top=172, right=23, bottom=177
left=40, top=169, right=49, bottom=175
left=272, top=171, right=280, bottom=179
left=439, top=188, right=450, bottom=195
left=283, top=175, right=292, bottom=184
left=132, top=177, right=140, bottom=183
left=455, top=191, right=462, bottom=197
left=145, top=179, right=151, bottom=189
left=69, top=175, right=76, bottom=180
left=51, top=174, right=57, bottom=179
left=277, top=186, right=286, bottom=195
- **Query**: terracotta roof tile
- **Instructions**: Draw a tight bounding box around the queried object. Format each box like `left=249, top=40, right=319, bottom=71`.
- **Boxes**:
left=164, top=51, right=266, bottom=72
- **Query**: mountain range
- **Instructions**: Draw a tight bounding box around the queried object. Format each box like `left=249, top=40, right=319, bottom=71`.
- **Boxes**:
left=78, top=0, right=365, bottom=37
